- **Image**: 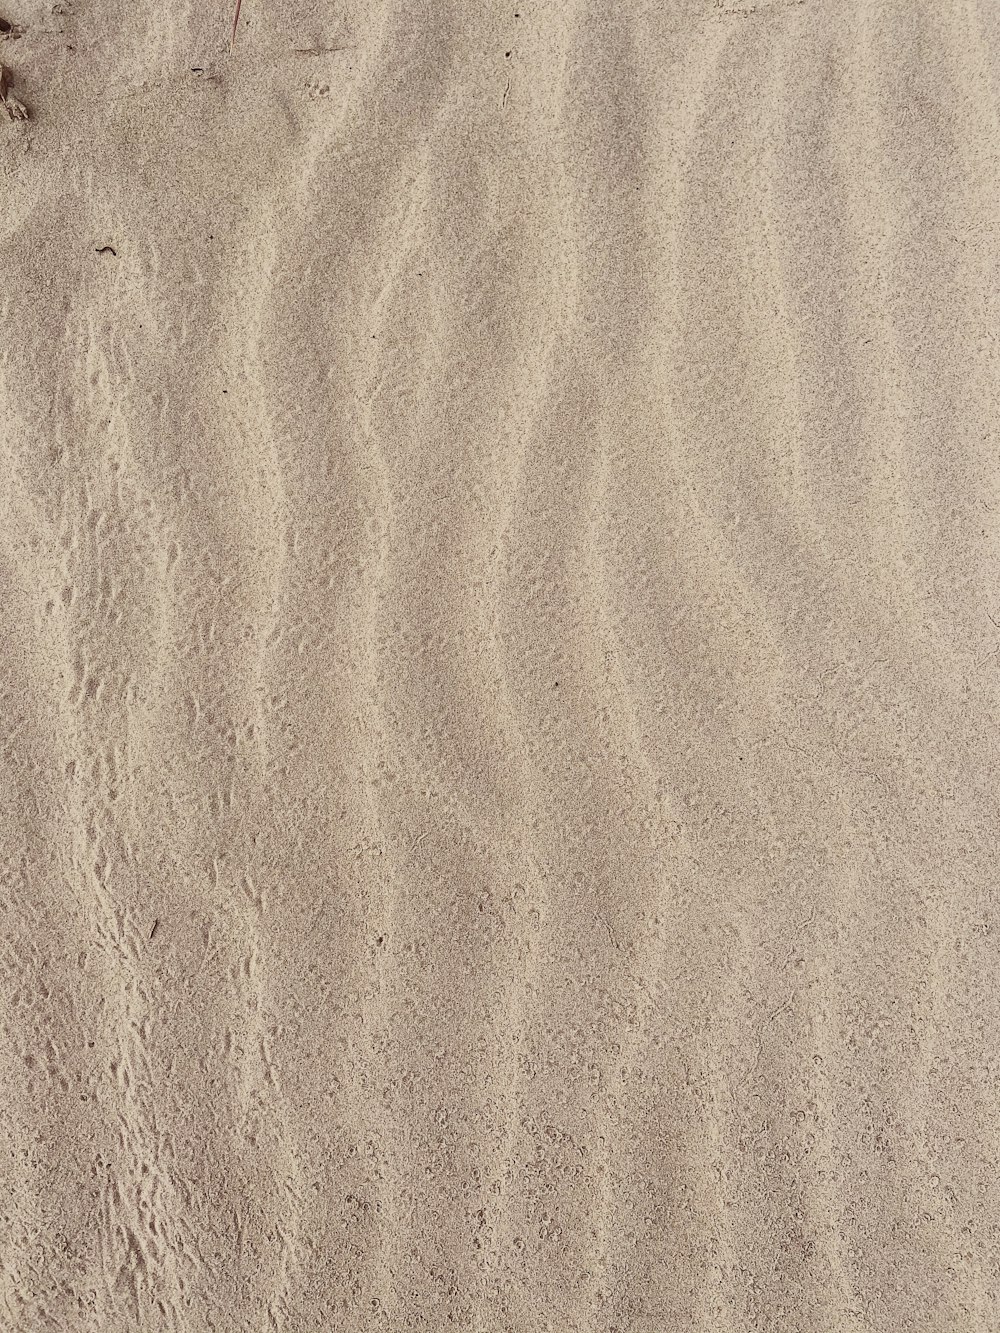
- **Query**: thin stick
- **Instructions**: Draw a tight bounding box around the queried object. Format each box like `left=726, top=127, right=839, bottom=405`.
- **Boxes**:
left=230, top=0, right=242, bottom=52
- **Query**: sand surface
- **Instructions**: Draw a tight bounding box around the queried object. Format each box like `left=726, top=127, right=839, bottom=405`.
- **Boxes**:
left=2, top=0, right=1000, bottom=1328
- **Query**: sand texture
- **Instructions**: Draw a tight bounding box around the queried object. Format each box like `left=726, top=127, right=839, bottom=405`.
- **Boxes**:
left=2, top=0, right=1000, bottom=1328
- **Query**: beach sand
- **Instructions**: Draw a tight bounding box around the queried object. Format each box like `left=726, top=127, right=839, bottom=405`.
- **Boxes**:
left=2, top=0, right=1000, bottom=1328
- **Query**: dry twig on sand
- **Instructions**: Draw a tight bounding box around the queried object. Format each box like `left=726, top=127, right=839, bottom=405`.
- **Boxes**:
left=230, top=0, right=242, bottom=52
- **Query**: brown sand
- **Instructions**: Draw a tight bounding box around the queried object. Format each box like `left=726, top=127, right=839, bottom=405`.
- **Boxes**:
left=2, top=0, right=1000, bottom=1328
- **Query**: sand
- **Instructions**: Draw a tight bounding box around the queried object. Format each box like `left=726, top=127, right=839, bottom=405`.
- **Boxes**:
left=1, top=0, right=999, bottom=1328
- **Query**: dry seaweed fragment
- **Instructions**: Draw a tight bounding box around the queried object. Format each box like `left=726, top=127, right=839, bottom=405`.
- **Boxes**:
left=0, top=63, right=27, bottom=119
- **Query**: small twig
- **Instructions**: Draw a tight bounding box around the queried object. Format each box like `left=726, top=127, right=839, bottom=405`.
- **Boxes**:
left=230, top=0, right=242, bottom=52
